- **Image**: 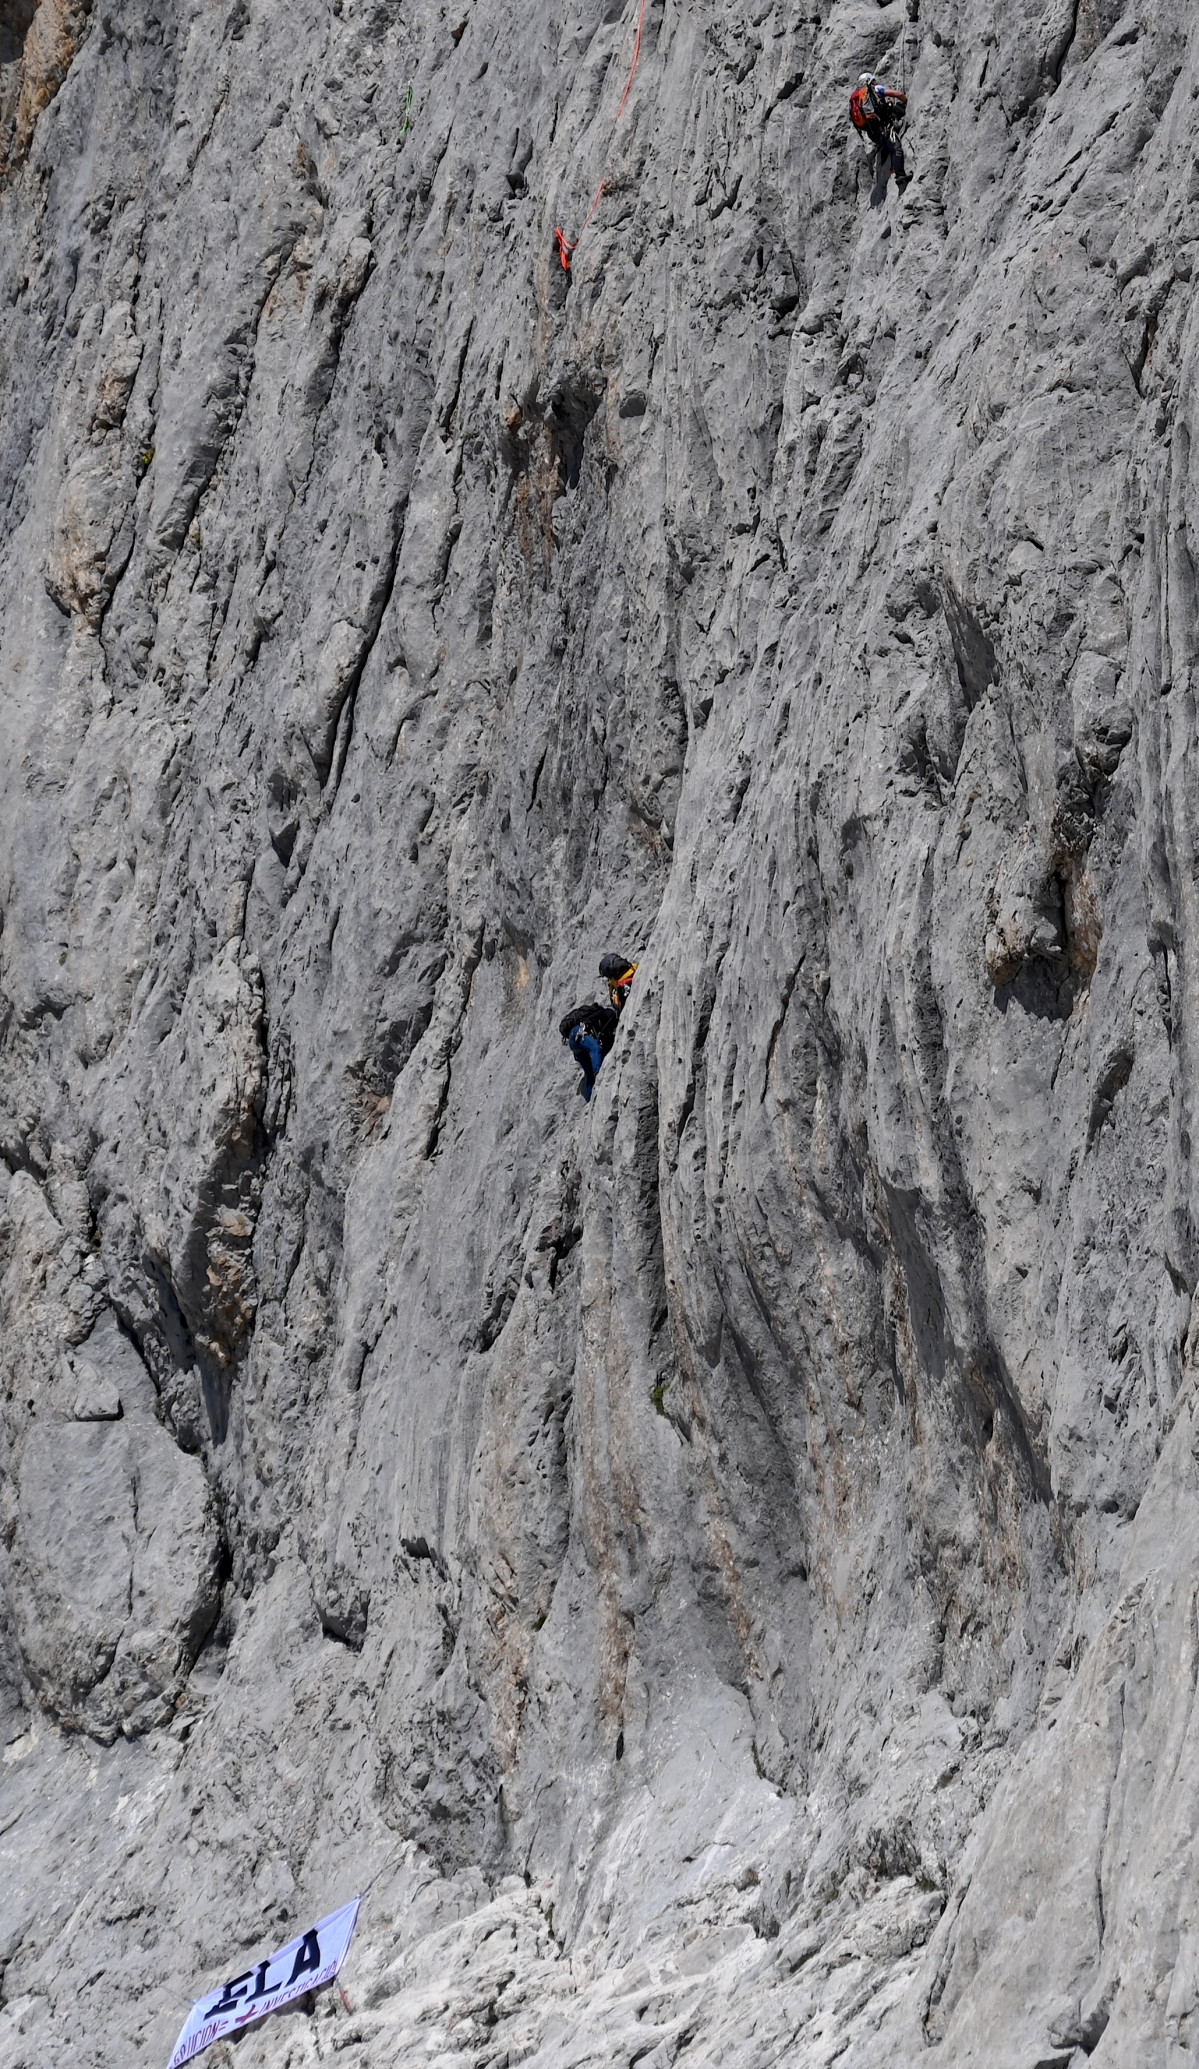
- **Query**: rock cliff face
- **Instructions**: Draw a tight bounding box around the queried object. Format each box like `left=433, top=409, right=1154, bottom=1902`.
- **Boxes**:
left=2, top=0, right=1199, bottom=2060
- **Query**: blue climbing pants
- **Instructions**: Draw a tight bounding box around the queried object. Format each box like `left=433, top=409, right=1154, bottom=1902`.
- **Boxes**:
left=569, top=1027, right=605, bottom=1101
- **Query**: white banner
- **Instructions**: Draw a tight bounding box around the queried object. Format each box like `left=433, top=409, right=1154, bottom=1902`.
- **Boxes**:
left=167, top=1897, right=362, bottom=2066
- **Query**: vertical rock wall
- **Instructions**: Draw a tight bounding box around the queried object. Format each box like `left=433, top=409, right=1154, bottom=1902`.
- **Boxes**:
left=2, top=0, right=1199, bottom=2062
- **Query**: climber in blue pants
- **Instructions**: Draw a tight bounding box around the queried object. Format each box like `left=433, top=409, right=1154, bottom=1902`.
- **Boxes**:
left=560, top=1002, right=619, bottom=1102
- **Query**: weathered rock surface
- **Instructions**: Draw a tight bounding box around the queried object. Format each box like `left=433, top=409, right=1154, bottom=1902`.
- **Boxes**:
left=2, top=0, right=1199, bottom=2060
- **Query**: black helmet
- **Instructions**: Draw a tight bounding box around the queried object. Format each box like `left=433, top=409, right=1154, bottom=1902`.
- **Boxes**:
left=599, top=952, right=633, bottom=980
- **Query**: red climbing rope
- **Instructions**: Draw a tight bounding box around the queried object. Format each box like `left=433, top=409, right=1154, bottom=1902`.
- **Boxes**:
left=554, top=181, right=606, bottom=269
left=615, top=0, right=647, bottom=117
left=553, top=0, right=648, bottom=272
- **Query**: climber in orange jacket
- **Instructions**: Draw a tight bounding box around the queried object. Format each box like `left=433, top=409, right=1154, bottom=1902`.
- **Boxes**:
left=850, top=74, right=911, bottom=191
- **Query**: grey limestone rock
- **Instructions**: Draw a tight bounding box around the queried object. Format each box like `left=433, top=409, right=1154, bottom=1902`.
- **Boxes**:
left=2, top=0, right=1199, bottom=2061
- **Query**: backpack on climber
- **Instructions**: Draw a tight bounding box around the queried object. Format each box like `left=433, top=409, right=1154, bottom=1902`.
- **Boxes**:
left=849, top=74, right=911, bottom=192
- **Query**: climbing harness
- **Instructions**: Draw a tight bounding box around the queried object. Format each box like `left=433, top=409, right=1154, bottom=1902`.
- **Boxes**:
left=553, top=0, right=648, bottom=271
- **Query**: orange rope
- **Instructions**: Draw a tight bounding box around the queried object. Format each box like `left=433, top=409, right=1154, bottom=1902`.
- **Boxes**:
left=616, top=0, right=646, bottom=116
left=553, top=0, right=648, bottom=270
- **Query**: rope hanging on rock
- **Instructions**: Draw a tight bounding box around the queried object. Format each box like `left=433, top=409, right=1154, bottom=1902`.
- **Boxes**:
left=553, top=0, right=647, bottom=271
